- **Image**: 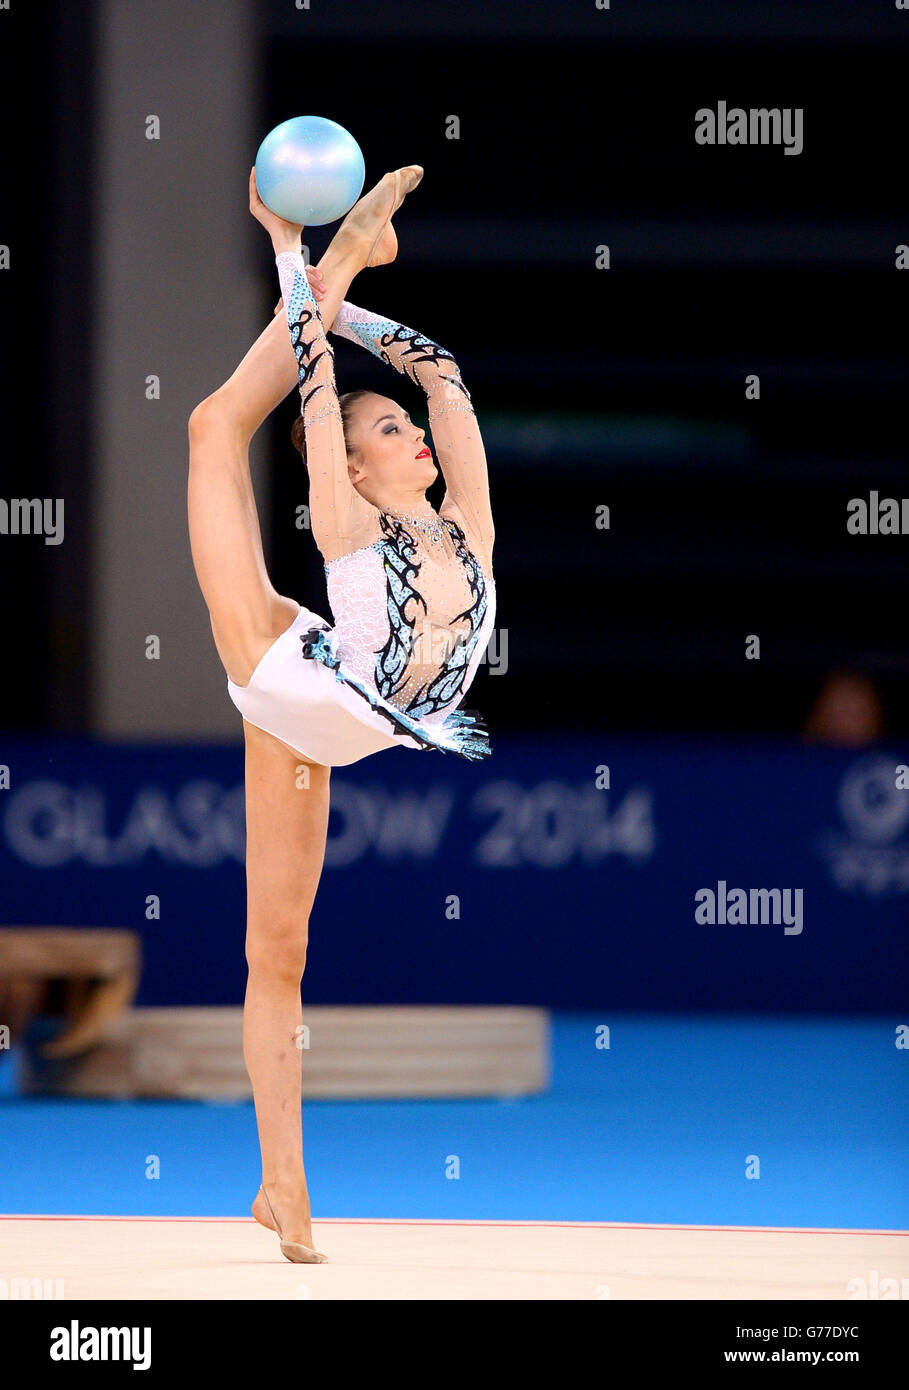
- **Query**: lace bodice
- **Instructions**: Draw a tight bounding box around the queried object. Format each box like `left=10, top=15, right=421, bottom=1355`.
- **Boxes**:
left=325, top=511, right=495, bottom=720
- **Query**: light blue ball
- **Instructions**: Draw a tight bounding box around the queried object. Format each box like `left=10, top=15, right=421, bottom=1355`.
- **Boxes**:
left=254, top=115, right=365, bottom=227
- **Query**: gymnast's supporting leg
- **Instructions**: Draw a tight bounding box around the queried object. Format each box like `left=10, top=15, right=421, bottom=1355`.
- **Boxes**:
left=243, top=721, right=330, bottom=1252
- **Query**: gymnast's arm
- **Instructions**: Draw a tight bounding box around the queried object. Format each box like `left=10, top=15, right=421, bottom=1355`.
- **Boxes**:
left=275, top=252, right=376, bottom=562
left=330, top=300, right=494, bottom=568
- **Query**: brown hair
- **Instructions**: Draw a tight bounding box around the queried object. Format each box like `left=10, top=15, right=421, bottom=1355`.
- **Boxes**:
left=290, top=389, right=375, bottom=464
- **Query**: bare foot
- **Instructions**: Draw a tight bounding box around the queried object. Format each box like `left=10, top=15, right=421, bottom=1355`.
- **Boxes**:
left=331, top=165, right=424, bottom=269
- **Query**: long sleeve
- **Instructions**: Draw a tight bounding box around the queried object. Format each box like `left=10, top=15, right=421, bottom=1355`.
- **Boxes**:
left=276, top=254, right=375, bottom=560
left=331, top=300, right=494, bottom=567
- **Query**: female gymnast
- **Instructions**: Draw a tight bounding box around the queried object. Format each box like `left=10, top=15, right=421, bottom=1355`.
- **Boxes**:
left=187, top=165, right=496, bottom=1263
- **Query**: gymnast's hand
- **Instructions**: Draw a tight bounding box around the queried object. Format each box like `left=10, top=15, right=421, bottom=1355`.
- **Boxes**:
left=249, top=166, right=326, bottom=306
left=249, top=166, right=305, bottom=255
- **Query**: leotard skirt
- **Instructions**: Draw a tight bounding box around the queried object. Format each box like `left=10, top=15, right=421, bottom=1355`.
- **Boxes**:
left=227, top=605, right=490, bottom=767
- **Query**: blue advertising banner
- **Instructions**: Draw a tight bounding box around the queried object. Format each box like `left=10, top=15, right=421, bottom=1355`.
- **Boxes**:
left=0, top=737, right=906, bottom=1011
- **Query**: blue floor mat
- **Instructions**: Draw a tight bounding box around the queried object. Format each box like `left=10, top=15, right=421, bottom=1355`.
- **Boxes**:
left=0, top=1014, right=904, bottom=1228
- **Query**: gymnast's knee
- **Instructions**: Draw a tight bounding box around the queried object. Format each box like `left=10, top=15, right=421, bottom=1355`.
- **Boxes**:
left=246, top=916, right=310, bottom=982
left=188, top=393, right=220, bottom=439
left=188, top=388, right=250, bottom=444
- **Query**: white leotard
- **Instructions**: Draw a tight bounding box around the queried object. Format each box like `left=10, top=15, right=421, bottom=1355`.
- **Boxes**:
left=226, top=251, right=496, bottom=766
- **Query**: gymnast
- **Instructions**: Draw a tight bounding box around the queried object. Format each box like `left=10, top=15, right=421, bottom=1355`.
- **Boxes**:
left=187, top=164, right=496, bottom=1261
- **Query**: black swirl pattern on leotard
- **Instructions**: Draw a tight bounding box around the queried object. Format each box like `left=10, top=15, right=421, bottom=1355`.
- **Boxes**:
left=288, top=303, right=340, bottom=417
left=377, top=326, right=473, bottom=406
left=405, top=519, right=488, bottom=718
left=373, top=513, right=488, bottom=719
left=374, top=512, right=428, bottom=702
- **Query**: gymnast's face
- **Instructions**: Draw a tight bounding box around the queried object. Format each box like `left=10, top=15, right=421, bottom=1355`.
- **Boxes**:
left=346, top=394, right=437, bottom=497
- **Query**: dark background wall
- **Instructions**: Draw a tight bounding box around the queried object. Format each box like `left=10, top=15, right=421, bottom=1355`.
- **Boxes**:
left=0, top=2, right=907, bottom=1018
left=263, top=1, right=909, bottom=738
left=2, top=0, right=907, bottom=742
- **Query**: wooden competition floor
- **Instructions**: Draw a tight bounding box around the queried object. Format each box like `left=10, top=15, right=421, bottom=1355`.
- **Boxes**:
left=2, top=1015, right=905, bottom=1300
left=2, top=1215, right=906, bottom=1300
